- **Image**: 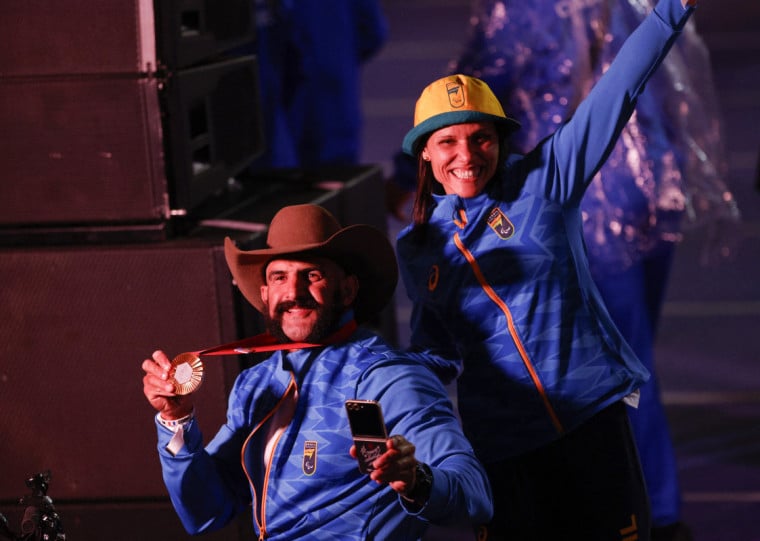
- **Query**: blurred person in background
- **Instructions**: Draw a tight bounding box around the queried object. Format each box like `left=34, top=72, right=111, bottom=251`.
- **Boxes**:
left=242, top=0, right=388, bottom=172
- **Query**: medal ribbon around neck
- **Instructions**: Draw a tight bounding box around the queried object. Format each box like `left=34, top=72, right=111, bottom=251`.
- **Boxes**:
left=169, top=320, right=358, bottom=395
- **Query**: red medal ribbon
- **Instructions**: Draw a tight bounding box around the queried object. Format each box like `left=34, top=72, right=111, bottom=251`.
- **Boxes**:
left=191, top=319, right=358, bottom=357
left=168, top=320, right=359, bottom=395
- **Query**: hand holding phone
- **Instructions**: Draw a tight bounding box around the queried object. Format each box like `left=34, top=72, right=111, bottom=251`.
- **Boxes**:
left=345, top=399, right=388, bottom=473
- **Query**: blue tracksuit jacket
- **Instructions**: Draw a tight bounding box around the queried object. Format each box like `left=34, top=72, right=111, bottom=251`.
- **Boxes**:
left=155, top=324, right=492, bottom=540
left=396, top=0, right=694, bottom=464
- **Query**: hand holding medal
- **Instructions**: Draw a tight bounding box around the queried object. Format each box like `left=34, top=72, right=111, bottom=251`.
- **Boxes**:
left=168, top=352, right=205, bottom=395
left=142, top=349, right=195, bottom=422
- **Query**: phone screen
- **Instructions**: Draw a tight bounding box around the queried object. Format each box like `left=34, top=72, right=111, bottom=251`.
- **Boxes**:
left=345, top=400, right=388, bottom=473
left=345, top=399, right=386, bottom=437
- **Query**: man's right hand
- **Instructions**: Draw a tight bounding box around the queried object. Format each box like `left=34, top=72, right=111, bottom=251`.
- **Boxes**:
left=142, top=349, right=194, bottom=420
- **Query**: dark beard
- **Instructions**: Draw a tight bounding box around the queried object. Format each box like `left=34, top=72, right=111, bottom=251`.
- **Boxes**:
left=264, top=289, right=345, bottom=343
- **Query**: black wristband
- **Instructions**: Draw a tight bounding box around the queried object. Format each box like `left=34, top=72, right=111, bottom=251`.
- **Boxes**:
left=405, top=462, right=433, bottom=505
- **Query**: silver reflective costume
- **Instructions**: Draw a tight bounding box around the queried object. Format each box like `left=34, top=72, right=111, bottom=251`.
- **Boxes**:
left=451, top=0, right=740, bottom=275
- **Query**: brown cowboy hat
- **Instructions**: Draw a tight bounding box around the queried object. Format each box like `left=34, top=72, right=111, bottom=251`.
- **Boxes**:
left=224, top=204, right=398, bottom=322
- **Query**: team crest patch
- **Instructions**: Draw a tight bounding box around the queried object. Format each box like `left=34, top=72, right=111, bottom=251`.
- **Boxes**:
left=446, top=82, right=465, bottom=108
left=303, top=441, right=317, bottom=475
left=486, top=208, right=515, bottom=239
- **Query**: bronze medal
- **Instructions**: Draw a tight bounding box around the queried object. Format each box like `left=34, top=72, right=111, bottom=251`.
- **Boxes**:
left=169, top=352, right=204, bottom=395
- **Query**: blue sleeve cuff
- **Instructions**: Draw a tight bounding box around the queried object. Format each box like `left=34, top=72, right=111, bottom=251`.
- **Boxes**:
left=156, top=417, right=202, bottom=456
left=655, top=0, right=696, bottom=30
left=398, top=466, right=448, bottom=518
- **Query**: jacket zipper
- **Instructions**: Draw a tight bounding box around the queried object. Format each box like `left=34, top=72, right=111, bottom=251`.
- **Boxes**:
left=241, top=372, right=299, bottom=540
left=452, top=228, right=565, bottom=435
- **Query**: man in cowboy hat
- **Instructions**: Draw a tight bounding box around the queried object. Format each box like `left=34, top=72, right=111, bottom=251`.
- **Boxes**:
left=141, top=204, right=492, bottom=540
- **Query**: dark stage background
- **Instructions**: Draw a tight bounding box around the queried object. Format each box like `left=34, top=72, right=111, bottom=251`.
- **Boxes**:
left=1, top=0, right=758, bottom=540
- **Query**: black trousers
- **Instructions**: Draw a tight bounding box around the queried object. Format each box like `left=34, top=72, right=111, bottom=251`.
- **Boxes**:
left=483, top=401, right=651, bottom=541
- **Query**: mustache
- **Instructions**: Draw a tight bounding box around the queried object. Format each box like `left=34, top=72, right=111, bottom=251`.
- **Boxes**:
left=274, top=298, right=320, bottom=314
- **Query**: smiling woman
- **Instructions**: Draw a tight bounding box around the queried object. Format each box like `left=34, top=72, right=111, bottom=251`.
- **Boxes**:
left=403, top=74, right=520, bottom=225
left=394, top=0, right=700, bottom=538
left=420, top=123, right=501, bottom=198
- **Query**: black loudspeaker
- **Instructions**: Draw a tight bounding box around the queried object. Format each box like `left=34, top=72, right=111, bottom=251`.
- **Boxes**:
left=0, top=75, right=167, bottom=227
left=155, top=0, right=256, bottom=69
left=163, top=56, right=265, bottom=215
left=1, top=1, right=157, bottom=76
left=0, top=1, right=260, bottom=236
left=0, top=0, right=254, bottom=76
left=0, top=55, right=263, bottom=235
left=0, top=237, right=260, bottom=540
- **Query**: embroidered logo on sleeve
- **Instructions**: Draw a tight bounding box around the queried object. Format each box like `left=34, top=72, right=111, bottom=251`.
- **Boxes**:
left=303, top=441, right=317, bottom=476
left=486, top=208, right=515, bottom=239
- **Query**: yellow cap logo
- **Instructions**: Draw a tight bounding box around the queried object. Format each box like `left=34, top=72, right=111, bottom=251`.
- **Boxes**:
left=446, top=81, right=465, bottom=108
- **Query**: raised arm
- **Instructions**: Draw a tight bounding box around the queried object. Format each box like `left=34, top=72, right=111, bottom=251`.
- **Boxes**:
left=534, top=0, right=697, bottom=203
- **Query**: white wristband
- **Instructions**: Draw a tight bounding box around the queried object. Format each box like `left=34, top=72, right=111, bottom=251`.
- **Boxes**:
left=156, top=411, right=194, bottom=456
left=156, top=411, right=194, bottom=432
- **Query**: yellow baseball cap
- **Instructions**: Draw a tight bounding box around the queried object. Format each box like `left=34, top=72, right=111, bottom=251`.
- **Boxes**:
left=402, top=74, right=520, bottom=156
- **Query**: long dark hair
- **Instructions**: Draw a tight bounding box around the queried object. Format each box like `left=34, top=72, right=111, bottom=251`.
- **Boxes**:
left=411, top=156, right=437, bottom=226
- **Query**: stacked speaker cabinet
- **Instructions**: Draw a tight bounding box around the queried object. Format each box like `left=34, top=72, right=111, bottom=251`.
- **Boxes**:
left=0, top=1, right=264, bottom=539
left=0, top=234, right=260, bottom=540
left=0, top=0, right=263, bottom=240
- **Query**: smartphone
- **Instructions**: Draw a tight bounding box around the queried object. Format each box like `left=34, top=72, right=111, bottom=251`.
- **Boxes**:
left=345, top=399, right=388, bottom=473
